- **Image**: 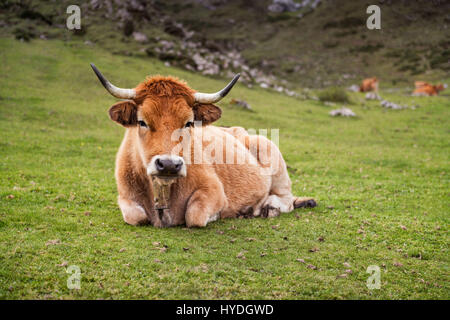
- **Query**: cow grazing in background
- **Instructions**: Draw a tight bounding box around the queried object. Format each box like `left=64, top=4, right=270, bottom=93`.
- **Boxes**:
left=412, top=81, right=446, bottom=96
left=90, top=64, right=316, bottom=228
left=359, top=77, right=379, bottom=92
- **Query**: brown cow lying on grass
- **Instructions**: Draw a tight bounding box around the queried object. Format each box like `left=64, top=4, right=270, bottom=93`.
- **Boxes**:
left=359, top=77, right=379, bottom=92
left=412, top=81, right=446, bottom=96
left=91, top=64, right=316, bottom=227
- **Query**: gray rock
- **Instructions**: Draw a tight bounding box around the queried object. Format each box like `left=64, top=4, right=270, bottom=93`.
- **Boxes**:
left=132, top=32, right=148, bottom=43
left=365, top=92, right=381, bottom=100
left=347, top=84, right=360, bottom=92
left=380, top=100, right=408, bottom=110
left=268, top=0, right=301, bottom=13
left=329, top=108, right=356, bottom=117
left=268, top=0, right=321, bottom=13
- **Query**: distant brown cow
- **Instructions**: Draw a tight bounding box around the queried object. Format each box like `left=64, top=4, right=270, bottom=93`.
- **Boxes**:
left=412, top=81, right=446, bottom=96
left=90, top=64, right=316, bottom=228
left=359, top=77, right=379, bottom=92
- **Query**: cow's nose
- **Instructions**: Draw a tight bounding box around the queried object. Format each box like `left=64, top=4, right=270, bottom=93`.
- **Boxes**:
left=155, top=157, right=183, bottom=175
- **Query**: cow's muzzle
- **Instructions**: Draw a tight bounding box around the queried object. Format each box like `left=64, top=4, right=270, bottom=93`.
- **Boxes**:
left=147, top=155, right=186, bottom=179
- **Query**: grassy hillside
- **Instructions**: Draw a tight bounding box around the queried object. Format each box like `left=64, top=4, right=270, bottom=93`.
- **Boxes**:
left=165, top=0, right=450, bottom=87
left=0, top=38, right=449, bottom=299
left=1, top=0, right=449, bottom=89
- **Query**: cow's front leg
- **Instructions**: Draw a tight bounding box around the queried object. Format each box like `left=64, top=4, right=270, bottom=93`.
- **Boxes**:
left=118, top=196, right=150, bottom=226
left=185, top=184, right=226, bottom=228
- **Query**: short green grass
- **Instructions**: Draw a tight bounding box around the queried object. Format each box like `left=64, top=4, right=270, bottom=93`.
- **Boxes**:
left=0, top=38, right=449, bottom=299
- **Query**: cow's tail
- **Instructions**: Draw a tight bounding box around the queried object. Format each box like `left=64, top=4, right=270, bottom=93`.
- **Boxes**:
left=293, top=197, right=317, bottom=209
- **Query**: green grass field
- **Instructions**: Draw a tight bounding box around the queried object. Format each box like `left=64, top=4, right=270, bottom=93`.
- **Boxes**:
left=0, top=38, right=448, bottom=299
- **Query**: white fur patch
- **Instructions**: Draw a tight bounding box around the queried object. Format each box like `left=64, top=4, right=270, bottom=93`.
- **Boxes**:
left=118, top=198, right=148, bottom=225
left=265, top=195, right=293, bottom=213
left=207, top=211, right=220, bottom=224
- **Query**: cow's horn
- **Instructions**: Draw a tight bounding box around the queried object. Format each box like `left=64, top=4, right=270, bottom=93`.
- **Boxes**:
left=90, top=63, right=136, bottom=99
left=194, top=73, right=240, bottom=104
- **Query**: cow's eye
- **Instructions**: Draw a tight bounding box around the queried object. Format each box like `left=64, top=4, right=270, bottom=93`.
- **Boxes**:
left=138, top=121, right=148, bottom=128
left=185, top=121, right=194, bottom=128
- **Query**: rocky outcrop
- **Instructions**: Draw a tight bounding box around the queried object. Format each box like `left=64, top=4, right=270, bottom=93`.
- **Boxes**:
left=84, top=0, right=302, bottom=97
left=268, top=0, right=322, bottom=13
left=145, top=31, right=298, bottom=96
left=268, top=0, right=301, bottom=13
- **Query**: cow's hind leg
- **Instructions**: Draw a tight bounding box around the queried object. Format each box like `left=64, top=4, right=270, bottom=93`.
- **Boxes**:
left=250, top=135, right=297, bottom=218
left=118, top=196, right=150, bottom=226
left=249, top=135, right=316, bottom=217
left=261, top=194, right=317, bottom=218
left=261, top=193, right=295, bottom=218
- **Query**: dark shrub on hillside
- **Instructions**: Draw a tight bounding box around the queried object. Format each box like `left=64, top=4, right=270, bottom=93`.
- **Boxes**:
left=429, top=50, right=450, bottom=70
left=19, top=9, right=52, bottom=25
left=164, top=20, right=185, bottom=38
left=323, top=17, right=364, bottom=29
left=318, top=87, right=350, bottom=103
left=350, top=43, right=384, bottom=53
left=73, top=27, right=86, bottom=36
left=13, top=27, right=36, bottom=41
left=123, top=20, right=134, bottom=37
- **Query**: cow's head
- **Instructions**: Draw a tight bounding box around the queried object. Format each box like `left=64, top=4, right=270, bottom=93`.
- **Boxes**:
left=91, top=63, right=239, bottom=180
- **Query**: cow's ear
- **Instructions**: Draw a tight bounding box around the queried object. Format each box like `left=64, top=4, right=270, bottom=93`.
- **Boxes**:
left=109, top=100, right=138, bottom=127
left=193, top=103, right=222, bottom=125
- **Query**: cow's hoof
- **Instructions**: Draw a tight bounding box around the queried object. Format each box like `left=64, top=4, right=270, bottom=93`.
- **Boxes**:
left=238, top=206, right=254, bottom=219
left=260, top=205, right=281, bottom=218
left=294, top=198, right=317, bottom=209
